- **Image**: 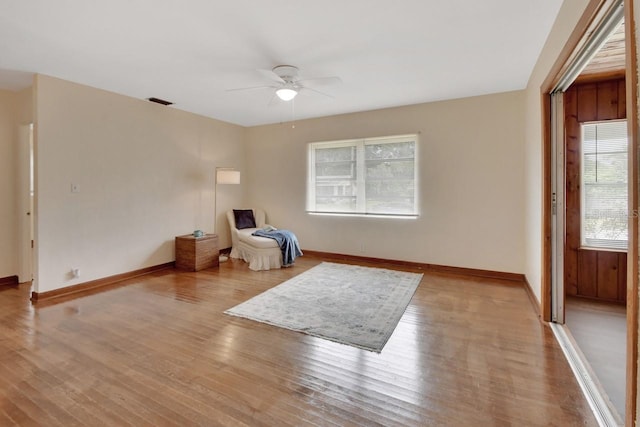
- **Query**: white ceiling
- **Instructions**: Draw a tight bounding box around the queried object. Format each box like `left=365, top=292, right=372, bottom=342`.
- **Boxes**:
left=0, top=0, right=563, bottom=127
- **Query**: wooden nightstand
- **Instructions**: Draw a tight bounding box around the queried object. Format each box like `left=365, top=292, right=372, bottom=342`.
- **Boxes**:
left=175, top=234, right=219, bottom=271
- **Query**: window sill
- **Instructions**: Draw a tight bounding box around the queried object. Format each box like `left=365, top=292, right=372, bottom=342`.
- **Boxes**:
left=579, top=246, right=628, bottom=254
left=307, top=211, right=418, bottom=219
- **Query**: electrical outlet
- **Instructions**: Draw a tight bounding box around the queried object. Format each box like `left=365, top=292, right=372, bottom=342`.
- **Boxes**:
left=71, top=268, right=80, bottom=278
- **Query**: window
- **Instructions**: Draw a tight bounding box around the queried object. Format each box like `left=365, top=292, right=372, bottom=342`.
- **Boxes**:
left=581, top=120, right=628, bottom=250
left=307, top=134, right=418, bottom=217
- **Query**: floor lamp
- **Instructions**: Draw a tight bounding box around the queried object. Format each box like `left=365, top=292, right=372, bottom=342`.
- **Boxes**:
left=215, top=168, right=241, bottom=262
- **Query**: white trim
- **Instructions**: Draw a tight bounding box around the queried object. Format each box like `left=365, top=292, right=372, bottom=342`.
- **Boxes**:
left=579, top=120, right=629, bottom=251
left=308, top=133, right=419, bottom=146
left=308, top=211, right=418, bottom=219
left=307, top=134, right=419, bottom=216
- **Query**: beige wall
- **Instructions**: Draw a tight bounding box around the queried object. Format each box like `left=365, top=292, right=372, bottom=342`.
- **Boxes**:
left=34, top=75, right=245, bottom=293
left=21, top=0, right=597, bottom=296
left=0, top=90, right=17, bottom=279
left=523, top=0, right=591, bottom=303
left=0, top=87, right=32, bottom=280
left=245, top=91, right=526, bottom=274
left=15, top=86, right=33, bottom=124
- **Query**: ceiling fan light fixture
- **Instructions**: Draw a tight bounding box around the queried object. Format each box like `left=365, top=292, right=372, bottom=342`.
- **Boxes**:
left=276, top=87, right=298, bottom=101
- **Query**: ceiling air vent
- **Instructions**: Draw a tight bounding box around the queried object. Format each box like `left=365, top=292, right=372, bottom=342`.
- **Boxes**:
left=147, top=97, right=173, bottom=106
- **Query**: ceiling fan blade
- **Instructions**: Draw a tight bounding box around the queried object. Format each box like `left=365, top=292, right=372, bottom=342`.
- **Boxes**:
left=226, top=85, right=277, bottom=92
left=300, top=86, right=334, bottom=99
left=297, top=76, right=342, bottom=87
left=257, top=68, right=286, bottom=84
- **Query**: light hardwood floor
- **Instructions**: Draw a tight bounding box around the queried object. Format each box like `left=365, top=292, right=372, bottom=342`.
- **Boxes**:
left=0, top=256, right=596, bottom=426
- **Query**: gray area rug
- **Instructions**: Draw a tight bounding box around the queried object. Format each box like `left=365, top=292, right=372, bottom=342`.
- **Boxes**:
left=224, top=262, right=423, bottom=352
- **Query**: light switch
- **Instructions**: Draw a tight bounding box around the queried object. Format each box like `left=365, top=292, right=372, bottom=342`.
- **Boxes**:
left=71, top=183, right=80, bottom=193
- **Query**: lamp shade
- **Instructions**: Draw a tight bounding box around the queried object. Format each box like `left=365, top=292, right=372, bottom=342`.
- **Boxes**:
left=276, top=88, right=298, bottom=101
left=216, top=169, right=240, bottom=185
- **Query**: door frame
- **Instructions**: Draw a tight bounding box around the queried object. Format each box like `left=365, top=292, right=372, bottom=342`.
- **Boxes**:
left=17, top=124, right=32, bottom=284
left=541, top=0, right=638, bottom=423
left=550, top=91, right=566, bottom=324
left=624, top=1, right=639, bottom=422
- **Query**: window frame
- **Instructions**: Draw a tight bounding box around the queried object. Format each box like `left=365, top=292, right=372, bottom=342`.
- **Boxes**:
left=579, top=118, right=628, bottom=251
left=307, top=134, right=419, bottom=218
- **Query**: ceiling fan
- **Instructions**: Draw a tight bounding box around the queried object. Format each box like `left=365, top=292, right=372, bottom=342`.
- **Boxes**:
left=227, top=65, right=341, bottom=102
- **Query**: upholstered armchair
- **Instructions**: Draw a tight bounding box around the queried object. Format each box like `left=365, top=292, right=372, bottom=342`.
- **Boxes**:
left=226, top=208, right=283, bottom=271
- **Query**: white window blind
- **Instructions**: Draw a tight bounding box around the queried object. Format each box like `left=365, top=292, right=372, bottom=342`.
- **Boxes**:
left=307, top=134, right=418, bottom=217
left=581, top=120, right=628, bottom=250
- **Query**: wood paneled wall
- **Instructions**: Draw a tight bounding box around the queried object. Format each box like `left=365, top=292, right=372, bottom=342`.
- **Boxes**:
left=564, top=78, right=627, bottom=303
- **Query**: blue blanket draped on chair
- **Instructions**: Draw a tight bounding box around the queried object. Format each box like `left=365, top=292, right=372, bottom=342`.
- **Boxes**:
left=251, top=229, right=303, bottom=266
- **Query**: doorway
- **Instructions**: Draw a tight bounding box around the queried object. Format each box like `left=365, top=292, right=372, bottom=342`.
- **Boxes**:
left=541, top=0, right=638, bottom=425
left=546, top=0, right=637, bottom=424
left=564, top=76, right=628, bottom=419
